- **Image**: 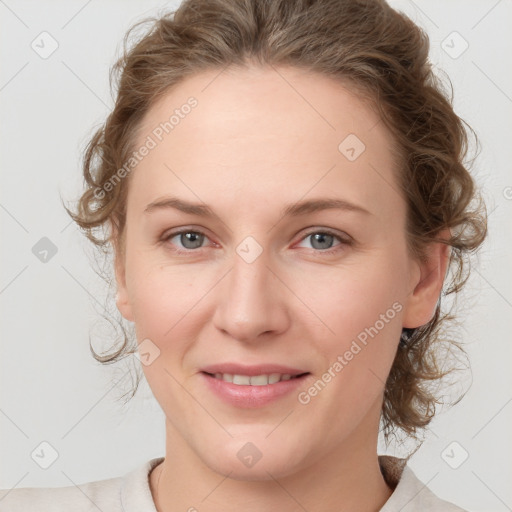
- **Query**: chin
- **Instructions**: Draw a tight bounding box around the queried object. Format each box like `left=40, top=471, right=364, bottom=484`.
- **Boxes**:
left=198, top=435, right=309, bottom=481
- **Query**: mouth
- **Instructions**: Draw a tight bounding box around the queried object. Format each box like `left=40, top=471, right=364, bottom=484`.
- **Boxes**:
left=201, top=371, right=310, bottom=386
left=199, top=367, right=312, bottom=408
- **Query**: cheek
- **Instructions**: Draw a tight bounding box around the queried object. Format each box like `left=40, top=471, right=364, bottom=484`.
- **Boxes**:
left=125, top=252, right=198, bottom=333
left=308, top=254, right=405, bottom=341
left=125, top=263, right=201, bottom=403
left=124, top=257, right=221, bottom=379
left=302, top=253, right=405, bottom=393
left=290, top=284, right=402, bottom=439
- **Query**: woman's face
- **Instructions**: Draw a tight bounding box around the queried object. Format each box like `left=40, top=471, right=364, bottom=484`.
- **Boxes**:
left=115, top=65, right=445, bottom=479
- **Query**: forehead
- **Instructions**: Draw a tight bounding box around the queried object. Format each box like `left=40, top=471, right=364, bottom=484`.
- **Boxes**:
left=128, top=65, right=403, bottom=220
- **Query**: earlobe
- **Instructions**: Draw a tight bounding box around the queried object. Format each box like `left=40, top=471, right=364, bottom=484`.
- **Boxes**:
left=402, top=229, right=452, bottom=329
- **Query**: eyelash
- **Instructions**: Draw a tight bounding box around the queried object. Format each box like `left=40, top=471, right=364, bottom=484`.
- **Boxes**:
left=160, top=227, right=353, bottom=256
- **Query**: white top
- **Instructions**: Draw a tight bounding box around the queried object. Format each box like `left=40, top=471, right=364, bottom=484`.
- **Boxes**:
left=0, top=456, right=466, bottom=511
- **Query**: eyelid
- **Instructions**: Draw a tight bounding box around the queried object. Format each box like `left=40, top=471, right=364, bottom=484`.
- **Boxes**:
left=299, top=227, right=353, bottom=243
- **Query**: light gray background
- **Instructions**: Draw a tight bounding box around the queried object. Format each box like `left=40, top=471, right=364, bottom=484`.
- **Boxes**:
left=1, top=1, right=511, bottom=510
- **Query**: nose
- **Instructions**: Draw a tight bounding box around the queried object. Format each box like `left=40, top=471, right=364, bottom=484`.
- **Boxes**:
left=212, top=248, right=290, bottom=343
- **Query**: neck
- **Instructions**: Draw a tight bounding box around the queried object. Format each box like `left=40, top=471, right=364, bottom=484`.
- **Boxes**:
left=150, top=417, right=393, bottom=512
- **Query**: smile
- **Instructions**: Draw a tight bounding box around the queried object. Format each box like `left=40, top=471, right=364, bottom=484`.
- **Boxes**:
left=206, top=372, right=305, bottom=385
left=200, top=371, right=311, bottom=408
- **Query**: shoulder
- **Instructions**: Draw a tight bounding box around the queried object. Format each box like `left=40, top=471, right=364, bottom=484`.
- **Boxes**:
left=379, top=456, right=468, bottom=512
left=0, top=476, right=123, bottom=512
left=0, top=457, right=164, bottom=512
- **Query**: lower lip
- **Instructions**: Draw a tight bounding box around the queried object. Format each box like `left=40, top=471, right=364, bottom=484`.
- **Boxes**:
left=200, top=372, right=310, bottom=408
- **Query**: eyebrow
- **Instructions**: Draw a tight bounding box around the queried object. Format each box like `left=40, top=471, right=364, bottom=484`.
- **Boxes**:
left=144, top=196, right=372, bottom=218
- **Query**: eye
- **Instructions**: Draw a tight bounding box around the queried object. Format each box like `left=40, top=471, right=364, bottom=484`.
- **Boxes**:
left=162, top=229, right=211, bottom=254
left=295, top=229, right=352, bottom=255
left=161, top=227, right=352, bottom=256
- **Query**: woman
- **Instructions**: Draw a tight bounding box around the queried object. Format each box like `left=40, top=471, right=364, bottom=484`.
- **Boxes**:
left=0, top=0, right=487, bottom=510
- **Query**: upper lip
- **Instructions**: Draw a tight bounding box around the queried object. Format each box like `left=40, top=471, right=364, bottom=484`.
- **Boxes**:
left=201, top=363, right=309, bottom=377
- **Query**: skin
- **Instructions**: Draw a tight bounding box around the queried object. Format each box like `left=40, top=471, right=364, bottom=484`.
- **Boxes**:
left=113, top=64, right=450, bottom=512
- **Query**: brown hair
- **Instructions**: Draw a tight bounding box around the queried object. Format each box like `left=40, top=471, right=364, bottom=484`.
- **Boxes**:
left=65, top=0, right=487, bottom=442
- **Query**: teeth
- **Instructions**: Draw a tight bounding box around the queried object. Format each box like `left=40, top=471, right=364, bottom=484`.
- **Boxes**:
left=249, top=374, right=268, bottom=386
left=268, top=373, right=281, bottom=384
left=212, top=372, right=297, bottom=385
left=233, top=374, right=251, bottom=385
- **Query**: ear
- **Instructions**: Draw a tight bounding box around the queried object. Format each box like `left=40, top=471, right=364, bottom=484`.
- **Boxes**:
left=111, top=220, right=134, bottom=323
left=402, top=228, right=452, bottom=328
